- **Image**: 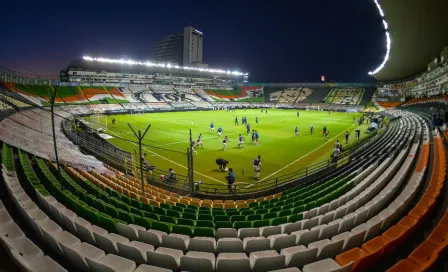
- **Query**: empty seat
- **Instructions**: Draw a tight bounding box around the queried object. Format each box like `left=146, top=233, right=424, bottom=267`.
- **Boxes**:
left=117, top=241, right=154, bottom=264
left=250, top=250, right=285, bottom=272
left=24, top=255, right=68, bottom=272
left=42, top=230, right=80, bottom=256
left=217, top=238, right=244, bottom=253
left=269, top=234, right=296, bottom=251
left=0, top=223, right=26, bottom=247
left=7, top=238, right=44, bottom=262
left=162, top=233, right=190, bottom=252
left=86, top=254, right=136, bottom=272
left=138, top=229, right=165, bottom=247
left=269, top=268, right=301, bottom=272
left=216, top=253, right=250, bottom=272
left=94, top=232, right=129, bottom=255
left=260, top=226, right=281, bottom=237
left=293, top=229, right=320, bottom=246
left=281, top=245, right=317, bottom=268
left=216, top=228, right=238, bottom=239
left=238, top=228, right=260, bottom=240
left=180, top=251, right=216, bottom=272
left=60, top=242, right=105, bottom=271
left=147, top=247, right=183, bottom=271
left=117, top=223, right=145, bottom=241
left=243, top=237, right=271, bottom=254
left=303, top=258, right=353, bottom=272
left=134, top=264, right=173, bottom=272
left=188, top=237, right=216, bottom=253
left=280, top=221, right=304, bottom=234
left=308, top=239, right=344, bottom=260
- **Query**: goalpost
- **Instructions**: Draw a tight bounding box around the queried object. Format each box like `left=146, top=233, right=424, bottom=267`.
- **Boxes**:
left=305, top=105, right=320, bottom=111
left=89, top=113, right=108, bottom=132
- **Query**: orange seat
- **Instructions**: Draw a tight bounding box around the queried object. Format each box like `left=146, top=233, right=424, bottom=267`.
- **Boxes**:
left=382, top=225, right=407, bottom=254
left=362, top=236, right=389, bottom=256
left=225, top=203, right=236, bottom=209
left=273, top=193, right=282, bottom=198
left=202, top=199, right=213, bottom=204
left=179, top=199, right=190, bottom=205
left=264, top=195, right=274, bottom=200
left=149, top=199, right=160, bottom=207
left=246, top=199, right=256, bottom=203
left=408, top=242, right=439, bottom=271
left=201, top=202, right=213, bottom=208
left=408, top=205, right=428, bottom=220
left=165, top=200, right=176, bottom=206
left=440, top=213, right=448, bottom=228
left=190, top=200, right=201, bottom=207
left=397, top=216, right=419, bottom=231
left=236, top=203, right=248, bottom=209
left=386, top=259, right=421, bottom=272
left=335, top=247, right=369, bottom=269
left=213, top=203, right=224, bottom=209
left=417, top=197, right=435, bottom=209
left=224, top=200, right=235, bottom=205
left=235, top=200, right=246, bottom=205
left=427, top=225, right=448, bottom=251
left=213, top=200, right=223, bottom=204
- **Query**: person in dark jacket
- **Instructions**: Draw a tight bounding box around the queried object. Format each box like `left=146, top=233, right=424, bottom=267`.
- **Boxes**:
left=226, top=168, right=236, bottom=193
left=216, top=158, right=229, bottom=172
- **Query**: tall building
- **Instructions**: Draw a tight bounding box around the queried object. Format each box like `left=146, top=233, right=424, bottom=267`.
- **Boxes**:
left=151, top=26, right=207, bottom=67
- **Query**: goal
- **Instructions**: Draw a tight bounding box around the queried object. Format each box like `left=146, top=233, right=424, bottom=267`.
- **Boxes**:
left=305, top=105, right=320, bottom=111
left=89, top=113, right=108, bottom=132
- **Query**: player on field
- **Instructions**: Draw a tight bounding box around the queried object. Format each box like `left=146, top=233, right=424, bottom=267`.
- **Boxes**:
left=345, top=131, right=349, bottom=144
left=235, top=116, right=239, bottom=126
left=297, top=112, right=300, bottom=117
left=238, top=134, right=245, bottom=148
left=251, top=129, right=255, bottom=142
left=112, top=118, right=116, bottom=126
left=222, top=136, right=230, bottom=151
left=254, top=130, right=259, bottom=145
left=252, top=155, right=262, bottom=179
left=210, top=122, right=215, bottom=133
left=323, top=125, right=327, bottom=136
left=190, top=140, right=197, bottom=154
left=256, top=117, right=259, bottom=124
left=216, top=158, right=229, bottom=172
left=199, top=133, right=203, bottom=140
left=295, top=126, right=299, bottom=136
left=217, top=127, right=223, bottom=137
left=246, top=123, right=251, bottom=135
left=196, top=136, right=204, bottom=149
left=334, top=140, right=340, bottom=149
left=325, top=131, right=330, bottom=140
left=310, top=125, right=314, bottom=135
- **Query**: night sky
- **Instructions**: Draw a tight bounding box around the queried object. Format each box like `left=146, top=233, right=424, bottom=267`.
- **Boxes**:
left=1, top=0, right=385, bottom=83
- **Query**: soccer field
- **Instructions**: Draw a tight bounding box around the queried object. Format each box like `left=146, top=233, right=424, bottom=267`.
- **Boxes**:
left=90, top=109, right=367, bottom=190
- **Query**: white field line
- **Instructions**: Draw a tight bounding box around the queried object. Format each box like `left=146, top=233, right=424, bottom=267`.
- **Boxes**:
left=153, top=132, right=241, bottom=147
left=106, top=130, right=227, bottom=184
left=244, top=123, right=358, bottom=188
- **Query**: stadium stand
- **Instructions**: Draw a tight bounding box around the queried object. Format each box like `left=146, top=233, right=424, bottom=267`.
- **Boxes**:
left=3, top=99, right=439, bottom=271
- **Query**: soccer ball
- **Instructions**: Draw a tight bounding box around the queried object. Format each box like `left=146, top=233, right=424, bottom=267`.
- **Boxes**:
left=224, top=168, right=228, bottom=171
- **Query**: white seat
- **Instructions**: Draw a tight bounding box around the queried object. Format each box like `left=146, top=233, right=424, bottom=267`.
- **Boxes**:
left=188, top=236, right=216, bottom=253
left=216, top=253, right=250, bottom=272
left=147, top=247, right=183, bottom=271
left=217, top=238, right=244, bottom=253
left=280, top=220, right=304, bottom=234
left=0, top=210, right=13, bottom=225
left=8, top=238, right=44, bottom=261
left=48, top=200, right=66, bottom=224
left=292, top=229, right=319, bottom=246
left=0, top=223, right=25, bottom=246
left=60, top=208, right=78, bottom=234
left=338, top=214, right=356, bottom=233
left=94, top=232, right=129, bottom=255
left=60, top=242, right=105, bottom=271
left=353, top=207, right=368, bottom=226
left=308, top=239, right=344, bottom=260
left=280, top=245, right=317, bottom=268
left=86, top=254, right=136, bottom=272
left=269, top=234, right=296, bottom=251
left=364, top=216, right=383, bottom=242
left=260, top=226, right=281, bottom=237
left=319, top=223, right=339, bottom=240
left=117, top=223, right=145, bottom=241
left=138, top=229, right=165, bottom=247
left=216, top=228, right=238, bottom=239
left=333, top=206, right=347, bottom=220
left=75, top=218, right=106, bottom=245
left=243, top=236, right=271, bottom=254
left=319, top=212, right=335, bottom=225
left=333, top=227, right=366, bottom=251
left=250, top=250, right=285, bottom=272
left=238, top=228, right=260, bottom=240
left=304, top=208, right=318, bottom=219
left=317, top=204, right=330, bottom=216
left=134, top=264, right=173, bottom=272
left=162, top=233, right=190, bottom=252
left=180, top=251, right=216, bottom=272
left=302, top=217, right=319, bottom=230
left=38, top=219, right=62, bottom=242
left=117, top=241, right=154, bottom=264
left=43, top=230, right=80, bottom=256
left=24, top=255, right=68, bottom=272
left=270, top=268, right=301, bottom=272
left=302, top=258, right=354, bottom=272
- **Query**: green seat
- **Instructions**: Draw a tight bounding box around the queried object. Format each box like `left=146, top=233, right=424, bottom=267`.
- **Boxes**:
left=109, top=197, right=120, bottom=208
left=233, top=221, right=252, bottom=229
left=110, top=190, right=120, bottom=200
left=142, top=211, right=159, bottom=221
left=178, top=218, right=196, bottom=227
left=141, top=202, right=154, bottom=213
left=273, top=200, right=284, bottom=207
left=176, top=203, right=186, bottom=208
left=278, top=209, right=292, bottom=217
left=85, top=207, right=100, bottom=225
left=241, top=210, right=255, bottom=216
left=182, top=213, right=197, bottom=220
left=130, top=198, right=142, bottom=209
left=259, top=200, right=269, bottom=206
left=117, top=202, right=130, bottom=212
left=255, top=209, right=267, bottom=215
left=304, top=201, right=315, bottom=210
left=282, top=204, right=294, bottom=211
left=99, top=213, right=118, bottom=233
left=167, top=210, right=181, bottom=218
left=160, top=203, right=171, bottom=210
left=264, top=204, right=275, bottom=210
left=199, top=210, right=212, bottom=215
left=104, top=203, right=119, bottom=218
left=263, top=212, right=277, bottom=220
left=248, top=202, right=259, bottom=208
left=270, top=217, right=288, bottom=226
left=130, top=206, right=142, bottom=217
left=252, top=205, right=265, bottom=211
left=226, top=210, right=239, bottom=217
left=85, top=194, right=96, bottom=207
left=99, top=192, right=110, bottom=204
left=196, top=220, right=214, bottom=228
left=194, top=227, right=215, bottom=238
left=269, top=207, right=282, bottom=213
left=186, top=205, right=199, bottom=211
left=117, top=209, right=134, bottom=224
left=214, top=215, right=230, bottom=222
left=184, top=208, right=197, bottom=214
left=173, top=225, right=194, bottom=237
left=121, top=195, right=132, bottom=205
left=253, top=220, right=270, bottom=228
left=292, top=206, right=305, bottom=214
left=215, top=221, right=233, bottom=229
left=159, top=215, right=177, bottom=225
left=199, top=207, right=211, bottom=212
left=284, top=198, right=295, bottom=205
left=198, top=214, right=213, bottom=221
left=212, top=210, right=226, bottom=216
left=230, top=215, right=246, bottom=222
left=152, top=222, right=173, bottom=233
left=134, top=214, right=154, bottom=229
left=288, top=213, right=303, bottom=223
left=171, top=205, right=183, bottom=213
left=247, top=214, right=262, bottom=221
left=153, top=207, right=166, bottom=216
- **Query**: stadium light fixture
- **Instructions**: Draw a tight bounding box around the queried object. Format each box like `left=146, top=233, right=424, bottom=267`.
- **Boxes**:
left=368, top=0, right=391, bottom=76
left=82, top=56, right=248, bottom=76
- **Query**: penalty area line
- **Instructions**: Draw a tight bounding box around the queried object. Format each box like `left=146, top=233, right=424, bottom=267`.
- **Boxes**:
left=244, top=123, right=358, bottom=189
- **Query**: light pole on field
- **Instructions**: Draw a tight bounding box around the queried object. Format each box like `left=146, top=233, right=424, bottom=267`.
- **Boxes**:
left=128, top=123, right=151, bottom=193
left=49, top=87, right=61, bottom=175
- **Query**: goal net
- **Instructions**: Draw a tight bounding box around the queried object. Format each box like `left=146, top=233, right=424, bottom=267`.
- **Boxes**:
left=305, top=105, right=320, bottom=111
left=88, top=114, right=108, bottom=132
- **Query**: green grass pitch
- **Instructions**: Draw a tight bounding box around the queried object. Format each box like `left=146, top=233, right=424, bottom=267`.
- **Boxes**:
left=91, top=109, right=368, bottom=190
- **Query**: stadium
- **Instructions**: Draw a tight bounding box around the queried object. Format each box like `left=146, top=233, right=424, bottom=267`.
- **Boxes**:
left=1, top=1, right=448, bottom=272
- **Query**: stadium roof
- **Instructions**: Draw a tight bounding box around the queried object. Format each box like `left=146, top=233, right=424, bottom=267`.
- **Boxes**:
left=373, top=0, right=448, bottom=82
